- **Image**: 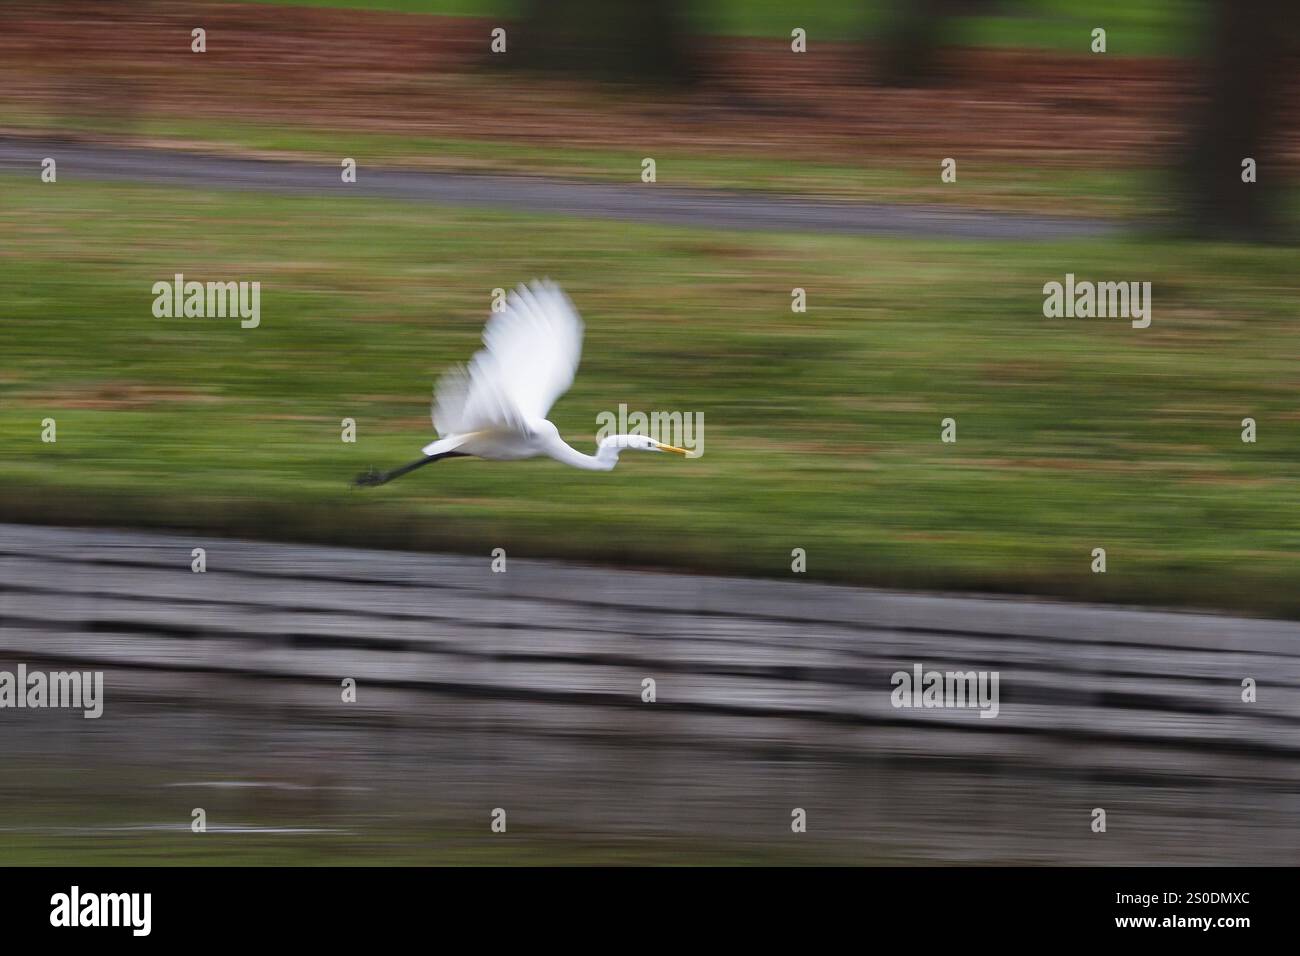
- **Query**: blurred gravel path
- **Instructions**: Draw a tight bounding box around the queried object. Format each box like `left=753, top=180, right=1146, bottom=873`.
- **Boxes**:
left=0, top=138, right=1118, bottom=240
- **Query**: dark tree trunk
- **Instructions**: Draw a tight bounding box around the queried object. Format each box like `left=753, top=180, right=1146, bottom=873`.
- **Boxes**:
left=514, top=0, right=695, bottom=86
left=873, top=0, right=996, bottom=87
left=1180, top=0, right=1291, bottom=240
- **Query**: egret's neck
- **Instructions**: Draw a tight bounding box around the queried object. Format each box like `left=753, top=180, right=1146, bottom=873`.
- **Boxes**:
left=543, top=434, right=635, bottom=471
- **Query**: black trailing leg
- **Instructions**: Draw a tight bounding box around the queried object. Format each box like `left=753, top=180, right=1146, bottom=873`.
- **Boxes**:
left=352, top=451, right=468, bottom=488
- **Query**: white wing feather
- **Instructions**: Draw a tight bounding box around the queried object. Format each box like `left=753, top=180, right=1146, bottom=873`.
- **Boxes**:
left=432, top=279, right=584, bottom=437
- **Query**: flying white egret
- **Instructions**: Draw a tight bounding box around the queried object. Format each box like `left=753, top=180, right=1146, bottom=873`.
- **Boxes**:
left=354, top=279, right=688, bottom=487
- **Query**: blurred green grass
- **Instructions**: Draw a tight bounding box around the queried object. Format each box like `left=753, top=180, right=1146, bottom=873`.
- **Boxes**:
left=1, top=176, right=1297, bottom=615
left=233, top=0, right=1208, bottom=55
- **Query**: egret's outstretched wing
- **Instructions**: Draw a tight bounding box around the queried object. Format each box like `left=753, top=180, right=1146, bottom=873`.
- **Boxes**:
left=432, top=279, right=584, bottom=437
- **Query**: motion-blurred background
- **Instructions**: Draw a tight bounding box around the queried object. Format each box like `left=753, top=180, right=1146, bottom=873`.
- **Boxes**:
left=0, top=0, right=1297, bottom=865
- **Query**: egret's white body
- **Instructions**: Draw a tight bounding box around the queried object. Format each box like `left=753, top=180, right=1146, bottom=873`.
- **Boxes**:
left=355, top=279, right=685, bottom=487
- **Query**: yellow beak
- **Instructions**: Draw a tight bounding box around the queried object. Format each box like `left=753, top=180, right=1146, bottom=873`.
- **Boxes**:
left=655, top=442, right=690, bottom=456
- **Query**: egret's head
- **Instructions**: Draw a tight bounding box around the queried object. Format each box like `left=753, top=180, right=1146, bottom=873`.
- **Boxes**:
left=599, top=434, right=690, bottom=457
left=631, top=434, right=688, bottom=455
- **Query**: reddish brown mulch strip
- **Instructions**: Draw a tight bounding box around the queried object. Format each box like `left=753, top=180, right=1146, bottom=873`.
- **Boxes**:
left=1, top=0, right=1296, bottom=169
